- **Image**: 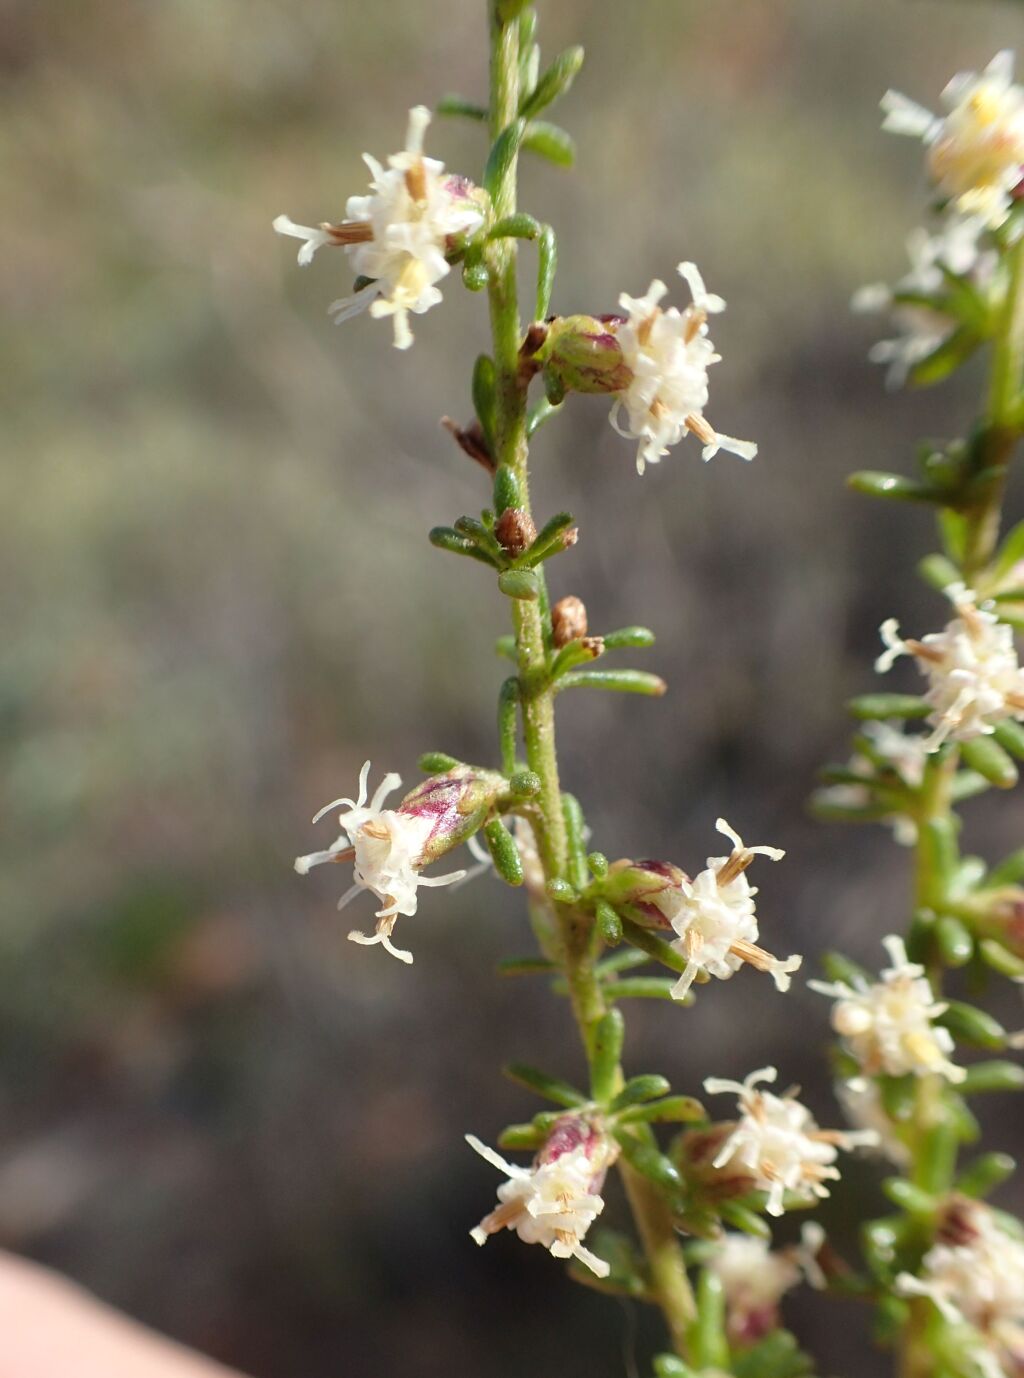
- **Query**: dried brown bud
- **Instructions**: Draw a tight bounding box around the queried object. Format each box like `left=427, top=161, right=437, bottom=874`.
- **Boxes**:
left=440, top=416, right=494, bottom=473
left=495, top=507, right=537, bottom=557
left=551, top=595, right=588, bottom=648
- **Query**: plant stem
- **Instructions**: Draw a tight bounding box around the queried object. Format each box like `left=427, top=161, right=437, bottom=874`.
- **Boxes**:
left=485, top=2, right=695, bottom=1354
left=963, top=235, right=1024, bottom=582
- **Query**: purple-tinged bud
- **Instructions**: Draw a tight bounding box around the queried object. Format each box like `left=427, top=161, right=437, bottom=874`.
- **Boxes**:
left=551, top=595, right=588, bottom=647
left=600, top=858, right=688, bottom=931
left=496, top=507, right=538, bottom=556
left=536, top=1113, right=618, bottom=1186
left=398, top=766, right=506, bottom=865
left=936, top=1194, right=985, bottom=1248
left=540, top=314, right=632, bottom=396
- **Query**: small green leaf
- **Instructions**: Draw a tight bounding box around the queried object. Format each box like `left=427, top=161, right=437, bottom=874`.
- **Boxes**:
left=472, top=354, right=498, bottom=449
left=994, top=518, right=1024, bottom=578
left=989, top=847, right=1024, bottom=885
left=527, top=393, right=562, bottom=437
left=960, top=1060, right=1024, bottom=1094
left=557, top=669, right=667, bottom=696
left=620, top=919, right=686, bottom=974
left=821, top=951, right=872, bottom=987
left=939, top=508, right=968, bottom=562
left=498, top=956, right=557, bottom=976
left=961, top=735, right=1018, bottom=788
left=562, top=792, right=588, bottom=891
left=522, top=119, right=576, bottom=167
left=935, top=916, right=975, bottom=968
left=454, top=514, right=504, bottom=561
left=484, top=818, right=524, bottom=886
left=954, top=1151, right=1016, bottom=1198
left=881, top=1177, right=936, bottom=1214
left=919, top=817, right=959, bottom=888
left=590, top=1008, right=624, bottom=1103
left=617, top=1094, right=706, bottom=1125
left=519, top=45, right=585, bottom=120
left=846, top=693, right=931, bottom=721
left=602, top=626, right=656, bottom=650
left=508, top=769, right=541, bottom=798
left=606, top=977, right=681, bottom=1002
left=429, top=526, right=497, bottom=565
left=492, top=464, right=520, bottom=516
left=918, top=553, right=962, bottom=592
left=979, top=938, right=1024, bottom=978
left=462, top=257, right=489, bottom=291
left=417, top=751, right=460, bottom=773
left=521, top=509, right=575, bottom=566
left=848, top=471, right=941, bottom=503
left=546, top=878, right=577, bottom=904
left=483, top=118, right=527, bottom=200
left=653, top=1357, right=693, bottom=1378
left=993, top=719, right=1024, bottom=759
left=718, top=1201, right=771, bottom=1238
left=596, top=899, right=623, bottom=944
left=503, top=1062, right=586, bottom=1107
left=436, top=94, right=488, bottom=121
left=498, top=568, right=541, bottom=600
left=690, top=1269, right=729, bottom=1371
left=497, top=1122, right=545, bottom=1150
left=587, top=851, right=609, bottom=879
left=610, top=1075, right=671, bottom=1111
left=614, top=1133, right=682, bottom=1193
left=495, top=634, right=517, bottom=662
left=908, top=325, right=981, bottom=387
left=488, top=212, right=541, bottom=241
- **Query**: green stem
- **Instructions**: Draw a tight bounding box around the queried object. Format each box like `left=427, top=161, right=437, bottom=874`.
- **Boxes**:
left=963, top=235, right=1024, bottom=582
left=484, top=3, right=695, bottom=1356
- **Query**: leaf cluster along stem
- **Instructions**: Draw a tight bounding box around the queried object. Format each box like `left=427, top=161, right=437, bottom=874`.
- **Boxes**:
left=484, top=2, right=696, bottom=1356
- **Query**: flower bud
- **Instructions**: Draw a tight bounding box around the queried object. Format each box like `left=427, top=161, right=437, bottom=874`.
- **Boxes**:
left=539, top=314, right=632, bottom=395
left=973, top=886, right=1024, bottom=956
left=674, top=1123, right=758, bottom=1201
left=599, top=858, right=688, bottom=930
left=495, top=506, right=537, bottom=556
left=551, top=595, right=589, bottom=647
left=398, top=765, right=507, bottom=865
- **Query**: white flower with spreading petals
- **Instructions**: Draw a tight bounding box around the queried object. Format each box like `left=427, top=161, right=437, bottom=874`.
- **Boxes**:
left=852, top=220, right=990, bottom=388
left=896, top=1205, right=1024, bottom=1378
left=610, top=262, right=757, bottom=475
left=704, top=1067, right=877, bottom=1217
left=877, top=584, right=1024, bottom=748
left=274, top=106, right=484, bottom=349
left=666, top=819, right=800, bottom=1000
left=294, top=761, right=467, bottom=963
left=465, top=1130, right=611, bottom=1277
left=810, top=936, right=964, bottom=1082
left=882, top=50, right=1024, bottom=227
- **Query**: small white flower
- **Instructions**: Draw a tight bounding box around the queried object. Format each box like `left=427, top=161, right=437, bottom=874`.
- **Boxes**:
left=465, top=1126, right=613, bottom=1277
left=896, top=1205, right=1024, bottom=1376
left=709, top=1233, right=801, bottom=1341
left=274, top=106, right=484, bottom=350
left=882, top=51, right=1024, bottom=228
left=294, top=761, right=468, bottom=963
left=852, top=220, right=990, bottom=388
left=835, top=1078, right=911, bottom=1168
left=810, top=936, right=964, bottom=1082
left=610, top=262, right=757, bottom=475
left=704, top=1067, right=877, bottom=1217
left=665, top=819, right=800, bottom=1000
left=876, top=583, right=1024, bottom=748
left=817, top=722, right=929, bottom=845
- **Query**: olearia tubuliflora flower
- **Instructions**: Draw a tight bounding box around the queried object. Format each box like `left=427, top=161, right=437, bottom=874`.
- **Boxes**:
left=881, top=50, right=1024, bottom=229
left=665, top=819, right=801, bottom=999
left=702, top=1067, right=878, bottom=1217
left=274, top=106, right=485, bottom=349
left=706, top=1232, right=802, bottom=1346
left=465, top=1115, right=618, bottom=1277
left=537, top=263, right=757, bottom=475
left=294, top=761, right=502, bottom=962
left=810, top=935, right=965, bottom=1083
left=851, top=219, right=990, bottom=388
left=876, top=583, right=1024, bottom=748
left=895, top=1199, right=1024, bottom=1378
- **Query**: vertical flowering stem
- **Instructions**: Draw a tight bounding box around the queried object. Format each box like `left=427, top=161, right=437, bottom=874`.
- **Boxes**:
left=963, top=234, right=1024, bottom=581
left=485, top=2, right=695, bottom=1351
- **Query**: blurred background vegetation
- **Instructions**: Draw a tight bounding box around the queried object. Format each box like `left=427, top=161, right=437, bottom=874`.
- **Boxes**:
left=3, top=0, right=1024, bottom=1373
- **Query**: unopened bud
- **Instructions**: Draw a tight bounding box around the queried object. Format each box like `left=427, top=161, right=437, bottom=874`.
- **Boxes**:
left=398, top=766, right=505, bottom=864
left=537, top=1113, right=617, bottom=1184
left=936, top=1195, right=984, bottom=1248
left=495, top=506, right=537, bottom=556
left=600, top=858, right=687, bottom=931
left=974, top=886, right=1024, bottom=956
left=551, top=595, right=588, bottom=647
left=541, top=314, right=632, bottom=395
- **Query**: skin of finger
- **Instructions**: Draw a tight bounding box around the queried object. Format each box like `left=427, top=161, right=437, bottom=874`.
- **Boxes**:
left=0, top=1253, right=247, bottom=1378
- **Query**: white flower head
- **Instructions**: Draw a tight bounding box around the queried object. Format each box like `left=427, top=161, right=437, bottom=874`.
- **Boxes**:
left=704, top=1067, right=877, bottom=1217
left=294, top=761, right=469, bottom=963
left=466, top=1118, right=616, bottom=1278
left=852, top=220, right=991, bottom=389
left=882, top=51, right=1024, bottom=228
left=835, top=1077, right=911, bottom=1168
left=665, top=819, right=800, bottom=1000
left=610, top=262, right=757, bottom=475
left=896, top=1204, right=1024, bottom=1375
left=810, top=936, right=964, bottom=1082
left=709, top=1233, right=801, bottom=1343
left=274, top=106, right=484, bottom=349
left=876, top=584, right=1024, bottom=748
